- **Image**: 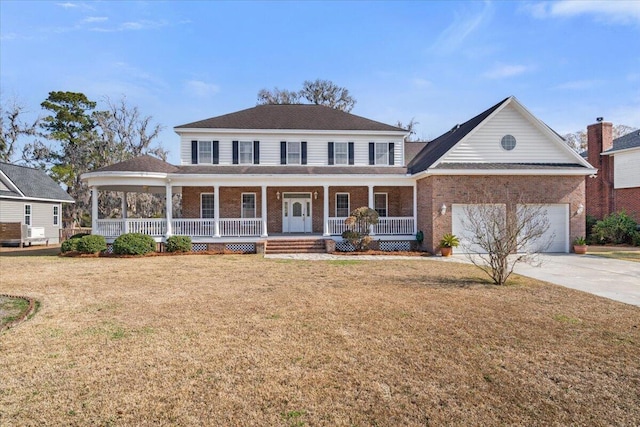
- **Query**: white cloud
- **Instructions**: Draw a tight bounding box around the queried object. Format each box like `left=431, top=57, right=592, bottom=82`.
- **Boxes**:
left=483, top=64, right=531, bottom=79
left=431, top=1, right=493, bottom=54
left=185, top=80, right=220, bottom=98
left=554, top=79, right=603, bottom=90
left=411, top=78, right=432, bottom=88
left=526, top=1, right=640, bottom=24
left=83, top=16, right=108, bottom=23
left=90, top=19, right=170, bottom=33
left=57, top=2, right=78, bottom=8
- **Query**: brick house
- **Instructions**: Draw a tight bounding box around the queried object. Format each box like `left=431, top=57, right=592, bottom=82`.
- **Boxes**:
left=82, top=96, right=595, bottom=254
left=585, top=121, right=640, bottom=222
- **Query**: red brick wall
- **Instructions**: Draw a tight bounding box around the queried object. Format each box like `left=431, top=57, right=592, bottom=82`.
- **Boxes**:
left=219, top=187, right=262, bottom=218
left=586, top=122, right=614, bottom=220
left=182, top=186, right=213, bottom=218
left=329, top=187, right=368, bottom=216
left=416, top=175, right=586, bottom=254
left=615, top=188, right=640, bottom=222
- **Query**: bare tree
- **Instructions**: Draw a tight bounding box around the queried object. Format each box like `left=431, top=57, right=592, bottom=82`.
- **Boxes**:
left=563, top=124, right=638, bottom=152
left=257, top=88, right=301, bottom=105
left=396, top=117, right=420, bottom=141
left=0, top=98, right=39, bottom=162
left=459, top=195, right=552, bottom=286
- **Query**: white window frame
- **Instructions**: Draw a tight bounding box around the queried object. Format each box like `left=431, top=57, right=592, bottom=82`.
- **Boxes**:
left=334, top=142, right=348, bottom=165
left=198, top=141, right=213, bottom=164
left=287, top=141, right=301, bottom=165
left=239, top=141, right=253, bottom=164
left=53, top=205, right=59, bottom=226
left=241, top=193, right=256, bottom=218
left=24, top=204, right=32, bottom=226
left=375, top=143, right=389, bottom=165
left=335, top=193, right=350, bottom=217
left=200, top=193, right=215, bottom=219
left=374, top=193, right=388, bottom=217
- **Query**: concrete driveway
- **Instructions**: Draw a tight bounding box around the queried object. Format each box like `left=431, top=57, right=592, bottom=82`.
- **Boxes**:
left=510, top=254, right=640, bottom=307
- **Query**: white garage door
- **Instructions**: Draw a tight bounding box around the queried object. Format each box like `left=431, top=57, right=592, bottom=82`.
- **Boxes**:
left=452, top=204, right=506, bottom=254
left=517, top=204, right=569, bottom=253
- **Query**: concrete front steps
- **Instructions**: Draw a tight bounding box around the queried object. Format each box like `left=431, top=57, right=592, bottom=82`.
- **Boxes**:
left=265, top=238, right=326, bottom=254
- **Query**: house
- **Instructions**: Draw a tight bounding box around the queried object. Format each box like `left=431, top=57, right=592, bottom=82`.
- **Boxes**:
left=81, top=96, right=596, bottom=254
left=585, top=121, right=640, bottom=222
left=0, top=162, right=75, bottom=246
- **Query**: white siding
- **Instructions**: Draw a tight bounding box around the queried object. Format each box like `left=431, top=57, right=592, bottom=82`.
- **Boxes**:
left=613, top=150, right=640, bottom=189
left=0, top=199, right=62, bottom=243
left=178, top=132, right=404, bottom=167
left=444, top=104, right=576, bottom=164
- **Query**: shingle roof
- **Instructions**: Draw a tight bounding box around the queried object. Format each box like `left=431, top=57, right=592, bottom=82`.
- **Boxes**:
left=92, top=155, right=179, bottom=173
left=603, top=129, right=640, bottom=154
left=0, top=162, right=74, bottom=202
left=176, top=165, right=408, bottom=175
left=407, top=97, right=509, bottom=174
left=175, top=104, right=405, bottom=132
left=404, top=141, right=428, bottom=164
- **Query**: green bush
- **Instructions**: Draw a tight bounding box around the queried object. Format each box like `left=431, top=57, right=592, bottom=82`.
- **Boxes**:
left=165, top=235, right=192, bottom=253
left=632, top=231, right=640, bottom=247
left=61, top=237, right=81, bottom=253
left=585, top=215, right=598, bottom=244
left=113, top=233, right=156, bottom=255
left=591, top=211, right=638, bottom=245
left=76, top=235, right=107, bottom=254
left=69, top=232, right=90, bottom=240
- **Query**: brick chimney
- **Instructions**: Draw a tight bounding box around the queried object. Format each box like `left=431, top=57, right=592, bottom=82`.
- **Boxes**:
left=586, top=119, right=614, bottom=219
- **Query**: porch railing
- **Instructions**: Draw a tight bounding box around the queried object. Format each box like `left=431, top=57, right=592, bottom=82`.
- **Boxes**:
left=172, top=219, right=215, bottom=237
left=328, top=217, right=415, bottom=236
left=95, top=219, right=167, bottom=238
left=219, top=218, right=262, bottom=237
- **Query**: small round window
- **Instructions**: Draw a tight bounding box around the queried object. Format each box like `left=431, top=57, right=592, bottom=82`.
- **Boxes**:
left=501, top=134, right=516, bottom=151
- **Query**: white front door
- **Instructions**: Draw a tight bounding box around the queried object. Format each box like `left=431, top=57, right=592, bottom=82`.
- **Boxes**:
left=283, top=195, right=312, bottom=233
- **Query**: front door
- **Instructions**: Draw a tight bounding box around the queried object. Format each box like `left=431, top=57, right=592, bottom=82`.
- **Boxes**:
left=283, top=195, right=312, bottom=233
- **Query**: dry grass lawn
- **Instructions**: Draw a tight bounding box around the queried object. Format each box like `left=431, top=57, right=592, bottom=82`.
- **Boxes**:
left=588, top=245, right=640, bottom=263
left=1, top=254, right=639, bottom=426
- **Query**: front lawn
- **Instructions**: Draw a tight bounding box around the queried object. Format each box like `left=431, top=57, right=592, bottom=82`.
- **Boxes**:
left=588, top=245, right=640, bottom=263
left=0, top=255, right=638, bottom=425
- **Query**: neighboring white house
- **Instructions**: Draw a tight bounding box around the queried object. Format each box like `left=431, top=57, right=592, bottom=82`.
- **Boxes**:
left=82, top=97, right=596, bottom=254
left=0, top=162, right=75, bottom=246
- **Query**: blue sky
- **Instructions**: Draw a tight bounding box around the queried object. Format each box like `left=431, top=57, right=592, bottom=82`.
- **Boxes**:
left=1, top=0, right=639, bottom=164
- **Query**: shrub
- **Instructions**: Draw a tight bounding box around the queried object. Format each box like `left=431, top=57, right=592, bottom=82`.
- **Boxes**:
left=439, top=233, right=460, bottom=248
left=113, top=233, right=156, bottom=255
left=166, top=235, right=192, bottom=253
left=61, top=237, right=81, bottom=253
left=632, top=231, right=640, bottom=247
left=585, top=215, right=598, bottom=244
left=591, top=212, right=638, bottom=245
left=76, top=235, right=107, bottom=254
left=69, top=232, right=90, bottom=240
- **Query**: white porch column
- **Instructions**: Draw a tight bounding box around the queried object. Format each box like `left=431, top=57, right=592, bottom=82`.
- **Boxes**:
left=323, top=185, right=330, bottom=236
left=261, top=185, right=268, bottom=237
left=214, top=184, right=220, bottom=237
left=91, top=186, right=98, bottom=233
left=165, top=181, right=173, bottom=237
left=122, top=192, right=129, bottom=234
left=368, top=185, right=375, bottom=236
left=413, top=183, right=418, bottom=234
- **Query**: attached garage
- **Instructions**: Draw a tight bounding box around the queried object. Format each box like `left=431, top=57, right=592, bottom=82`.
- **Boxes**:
left=452, top=203, right=569, bottom=254
left=518, top=204, right=569, bottom=253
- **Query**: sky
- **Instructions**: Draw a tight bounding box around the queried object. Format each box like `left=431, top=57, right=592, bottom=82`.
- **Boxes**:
left=1, top=0, right=639, bottom=165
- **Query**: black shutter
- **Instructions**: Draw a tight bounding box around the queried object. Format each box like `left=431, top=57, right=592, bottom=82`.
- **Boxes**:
left=281, top=141, right=287, bottom=165
left=348, top=142, right=354, bottom=165
left=253, top=141, right=260, bottom=164
left=212, top=141, right=219, bottom=164
left=191, top=140, right=198, bottom=164
left=232, top=141, right=239, bottom=164
left=301, top=141, right=307, bottom=165
left=328, top=142, right=334, bottom=165
left=369, top=142, right=375, bottom=165
left=388, top=142, right=395, bottom=165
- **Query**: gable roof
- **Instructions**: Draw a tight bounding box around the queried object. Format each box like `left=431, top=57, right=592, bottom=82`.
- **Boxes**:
left=404, top=141, right=428, bottom=164
left=0, top=162, right=74, bottom=202
left=407, top=97, right=508, bottom=174
left=603, top=129, right=640, bottom=154
left=175, top=104, right=405, bottom=132
left=92, top=155, right=179, bottom=174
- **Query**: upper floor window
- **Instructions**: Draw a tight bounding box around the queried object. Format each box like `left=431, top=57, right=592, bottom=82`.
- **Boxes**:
left=287, top=142, right=301, bottom=165
left=242, top=193, right=256, bottom=218
left=369, top=142, right=395, bottom=165
left=374, top=193, right=388, bottom=217
left=53, top=205, right=59, bottom=226
left=336, top=193, right=350, bottom=217
left=201, top=193, right=215, bottom=218
left=239, top=141, right=253, bottom=164
left=328, top=142, right=353, bottom=165
left=281, top=141, right=307, bottom=165
left=24, top=204, right=32, bottom=226
left=191, top=140, right=219, bottom=164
